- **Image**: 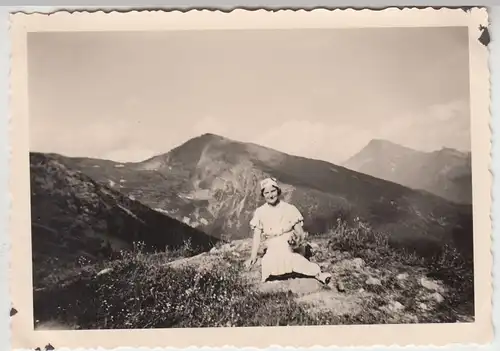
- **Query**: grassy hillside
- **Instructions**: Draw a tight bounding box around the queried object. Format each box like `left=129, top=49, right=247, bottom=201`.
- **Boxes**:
left=30, top=152, right=219, bottom=289
left=33, top=217, right=474, bottom=329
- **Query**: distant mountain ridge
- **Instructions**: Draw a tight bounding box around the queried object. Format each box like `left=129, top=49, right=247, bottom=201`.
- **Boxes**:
left=53, top=133, right=473, bottom=258
left=30, top=152, right=218, bottom=288
left=342, top=139, right=472, bottom=204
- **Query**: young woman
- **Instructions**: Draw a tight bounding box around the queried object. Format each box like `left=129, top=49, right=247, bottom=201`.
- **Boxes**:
left=245, top=177, right=332, bottom=284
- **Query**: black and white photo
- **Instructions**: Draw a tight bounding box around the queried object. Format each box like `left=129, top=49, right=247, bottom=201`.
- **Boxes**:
left=9, top=8, right=492, bottom=349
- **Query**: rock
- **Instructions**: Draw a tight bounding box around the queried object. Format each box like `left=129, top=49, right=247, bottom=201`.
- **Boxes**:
left=382, top=301, right=405, bottom=314
left=391, top=301, right=405, bottom=312
left=259, top=278, right=323, bottom=297
left=418, top=303, right=428, bottom=311
left=351, top=258, right=365, bottom=269
left=297, top=290, right=363, bottom=316
left=337, top=281, right=346, bottom=292
left=430, top=292, right=444, bottom=303
left=401, top=315, right=419, bottom=323
left=365, top=277, right=381, bottom=286
left=96, top=268, right=113, bottom=276
left=396, top=273, right=409, bottom=280
left=420, top=277, right=445, bottom=293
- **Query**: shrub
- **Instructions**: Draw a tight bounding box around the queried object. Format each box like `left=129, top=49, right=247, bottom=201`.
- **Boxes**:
left=327, top=217, right=474, bottom=319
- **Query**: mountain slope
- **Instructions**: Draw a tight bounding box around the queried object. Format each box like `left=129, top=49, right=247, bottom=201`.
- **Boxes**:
left=30, top=152, right=218, bottom=288
left=55, top=133, right=473, bottom=258
left=342, top=139, right=472, bottom=204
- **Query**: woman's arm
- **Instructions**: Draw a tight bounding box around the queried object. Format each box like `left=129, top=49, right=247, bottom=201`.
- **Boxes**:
left=292, top=222, right=307, bottom=243
left=249, top=227, right=262, bottom=261
left=287, top=205, right=306, bottom=244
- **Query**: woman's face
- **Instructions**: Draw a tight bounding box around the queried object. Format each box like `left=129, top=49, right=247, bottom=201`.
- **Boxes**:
left=263, top=186, right=279, bottom=205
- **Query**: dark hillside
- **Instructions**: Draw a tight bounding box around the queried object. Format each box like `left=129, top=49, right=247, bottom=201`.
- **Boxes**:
left=30, top=152, right=218, bottom=288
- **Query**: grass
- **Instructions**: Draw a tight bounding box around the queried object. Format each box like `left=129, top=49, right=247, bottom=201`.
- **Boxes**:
left=325, top=217, right=474, bottom=321
left=33, top=247, right=352, bottom=329
left=33, top=218, right=475, bottom=329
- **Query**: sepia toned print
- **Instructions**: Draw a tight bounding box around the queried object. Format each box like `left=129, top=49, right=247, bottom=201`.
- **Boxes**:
left=9, top=7, right=492, bottom=349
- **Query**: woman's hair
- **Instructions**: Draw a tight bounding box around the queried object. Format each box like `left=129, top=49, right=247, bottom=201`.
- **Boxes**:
left=261, top=185, right=282, bottom=197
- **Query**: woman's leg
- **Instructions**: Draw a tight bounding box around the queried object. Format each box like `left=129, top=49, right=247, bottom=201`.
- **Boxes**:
left=261, top=253, right=271, bottom=282
left=290, top=252, right=322, bottom=277
left=290, top=253, right=332, bottom=284
left=261, top=237, right=331, bottom=284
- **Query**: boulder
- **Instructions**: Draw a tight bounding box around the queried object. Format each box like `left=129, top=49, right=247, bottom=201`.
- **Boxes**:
left=430, top=292, right=445, bottom=303
left=420, top=277, right=445, bottom=294
left=396, top=273, right=409, bottom=281
left=365, top=276, right=382, bottom=286
left=259, top=278, right=324, bottom=297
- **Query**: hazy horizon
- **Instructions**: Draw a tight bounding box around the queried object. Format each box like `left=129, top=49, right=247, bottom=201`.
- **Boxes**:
left=29, top=131, right=472, bottom=165
left=28, top=27, right=471, bottom=164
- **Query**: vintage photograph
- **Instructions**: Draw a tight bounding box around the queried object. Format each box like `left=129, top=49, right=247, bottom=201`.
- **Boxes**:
left=9, top=8, right=492, bottom=349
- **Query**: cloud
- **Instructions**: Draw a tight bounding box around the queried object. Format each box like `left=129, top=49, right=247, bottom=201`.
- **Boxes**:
left=251, top=100, right=470, bottom=165
left=30, top=114, right=131, bottom=158
left=428, top=100, right=468, bottom=122
left=379, top=99, right=470, bottom=152
left=253, top=119, right=374, bottom=164
left=103, top=146, right=157, bottom=163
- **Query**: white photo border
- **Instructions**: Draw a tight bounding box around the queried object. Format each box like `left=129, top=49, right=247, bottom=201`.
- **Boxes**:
left=8, top=7, right=493, bottom=349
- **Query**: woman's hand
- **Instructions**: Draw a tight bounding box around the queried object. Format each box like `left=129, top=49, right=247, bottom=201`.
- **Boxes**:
left=287, top=232, right=298, bottom=247
left=246, top=227, right=261, bottom=270
left=291, top=223, right=307, bottom=246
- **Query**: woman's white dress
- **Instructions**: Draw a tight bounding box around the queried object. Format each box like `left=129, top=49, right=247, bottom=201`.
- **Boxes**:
left=250, top=201, right=322, bottom=282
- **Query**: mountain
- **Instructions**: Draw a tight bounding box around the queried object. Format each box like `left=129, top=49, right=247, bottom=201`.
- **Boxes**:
left=30, top=152, right=219, bottom=288
left=53, top=133, right=473, bottom=258
left=342, top=139, right=472, bottom=204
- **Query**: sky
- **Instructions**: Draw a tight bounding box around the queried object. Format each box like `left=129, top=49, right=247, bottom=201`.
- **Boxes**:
left=27, top=26, right=471, bottom=164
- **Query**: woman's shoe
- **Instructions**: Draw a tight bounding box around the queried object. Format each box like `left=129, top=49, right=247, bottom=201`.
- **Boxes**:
left=316, top=272, right=332, bottom=285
